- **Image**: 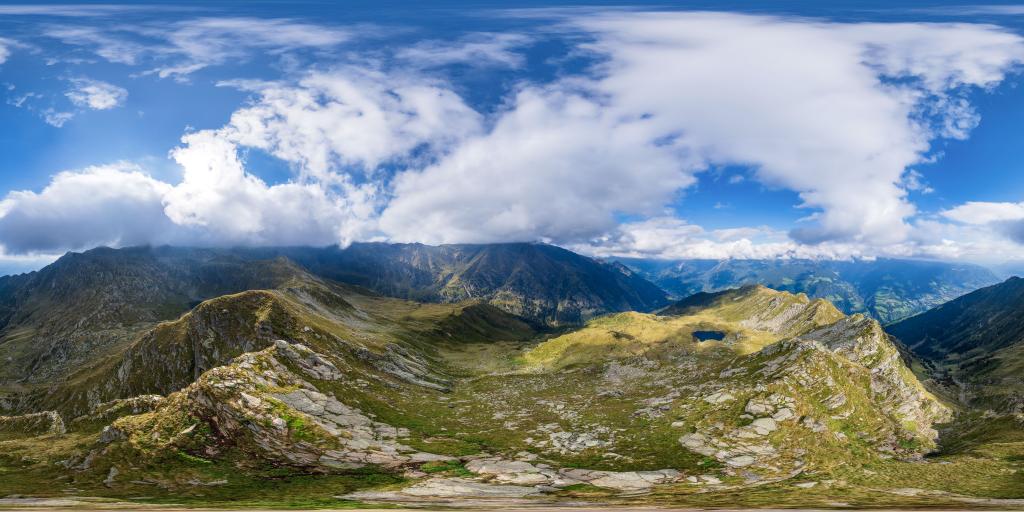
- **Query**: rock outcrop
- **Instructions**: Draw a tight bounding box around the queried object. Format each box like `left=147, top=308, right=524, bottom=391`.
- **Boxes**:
left=108, top=341, right=451, bottom=470
left=0, top=410, right=65, bottom=439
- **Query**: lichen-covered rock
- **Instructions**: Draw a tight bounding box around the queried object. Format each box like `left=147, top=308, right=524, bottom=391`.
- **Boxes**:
left=346, top=477, right=543, bottom=501
left=272, top=340, right=343, bottom=381
left=109, top=341, right=450, bottom=470
left=464, top=456, right=680, bottom=491
left=0, top=410, right=65, bottom=439
left=69, top=395, right=164, bottom=429
left=798, top=315, right=952, bottom=441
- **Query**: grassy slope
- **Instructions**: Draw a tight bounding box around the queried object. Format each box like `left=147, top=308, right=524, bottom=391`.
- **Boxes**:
left=0, top=284, right=1022, bottom=507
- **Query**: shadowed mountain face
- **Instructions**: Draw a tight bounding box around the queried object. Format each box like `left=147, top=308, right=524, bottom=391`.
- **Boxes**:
left=888, top=277, right=1024, bottom=412
left=616, top=258, right=999, bottom=324
left=0, top=243, right=667, bottom=392
left=0, top=247, right=310, bottom=385
left=239, top=242, right=671, bottom=326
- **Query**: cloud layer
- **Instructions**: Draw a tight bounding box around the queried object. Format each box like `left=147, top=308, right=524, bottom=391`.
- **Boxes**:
left=46, top=17, right=352, bottom=79
left=2, top=11, right=1024, bottom=263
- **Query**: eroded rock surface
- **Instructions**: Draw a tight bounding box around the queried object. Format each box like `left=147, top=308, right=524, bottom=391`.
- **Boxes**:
left=108, top=341, right=451, bottom=470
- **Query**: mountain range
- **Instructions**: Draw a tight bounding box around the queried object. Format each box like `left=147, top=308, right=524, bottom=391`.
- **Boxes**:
left=0, top=243, right=1022, bottom=508
left=888, top=276, right=1024, bottom=413
left=615, top=257, right=1000, bottom=324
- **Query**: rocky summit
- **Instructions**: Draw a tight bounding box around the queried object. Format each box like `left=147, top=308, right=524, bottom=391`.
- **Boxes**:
left=0, top=248, right=1022, bottom=508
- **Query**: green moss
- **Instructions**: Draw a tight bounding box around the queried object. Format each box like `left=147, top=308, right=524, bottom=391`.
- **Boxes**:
left=263, top=398, right=335, bottom=447
left=175, top=450, right=213, bottom=465
left=420, top=460, right=473, bottom=477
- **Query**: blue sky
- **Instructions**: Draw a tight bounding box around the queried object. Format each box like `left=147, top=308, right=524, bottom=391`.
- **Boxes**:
left=2, top=1, right=1024, bottom=274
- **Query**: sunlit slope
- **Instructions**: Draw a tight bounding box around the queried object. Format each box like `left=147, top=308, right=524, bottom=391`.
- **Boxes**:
left=8, top=284, right=1021, bottom=507
left=69, top=286, right=947, bottom=484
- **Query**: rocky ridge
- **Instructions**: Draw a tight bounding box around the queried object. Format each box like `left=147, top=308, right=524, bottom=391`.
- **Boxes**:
left=0, top=272, right=989, bottom=506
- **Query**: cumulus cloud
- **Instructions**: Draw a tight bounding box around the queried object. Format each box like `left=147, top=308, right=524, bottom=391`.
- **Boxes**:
left=0, top=163, right=176, bottom=253
left=65, top=78, right=128, bottom=110
left=0, top=66, right=460, bottom=254
left=943, top=201, right=1024, bottom=224
left=571, top=13, right=1024, bottom=246
left=574, top=217, right=876, bottom=261
left=942, top=200, right=1024, bottom=246
left=0, top=140, right=381, bottom=254
left=163, top=130, right=379, bottom=246
left=379, top=12, right=1024, bottom=248
left=220, top=68, right=482, bottom=179
left=3, top=11, right=1024, bottom=262
left=379, top=85, right=697, bottom=244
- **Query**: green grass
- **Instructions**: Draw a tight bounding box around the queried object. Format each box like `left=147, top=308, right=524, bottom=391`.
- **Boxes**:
left=2, top=282, right=1023, bottom=508
left=420, top=460, right=473, bottom=477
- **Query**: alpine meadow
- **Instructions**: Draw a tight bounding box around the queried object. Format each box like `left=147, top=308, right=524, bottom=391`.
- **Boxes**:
left=2, top=1, right=1024, bottom=510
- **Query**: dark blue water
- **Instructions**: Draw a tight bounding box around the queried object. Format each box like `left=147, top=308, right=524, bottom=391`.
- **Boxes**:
left=693, top=330, right=726, bottom=341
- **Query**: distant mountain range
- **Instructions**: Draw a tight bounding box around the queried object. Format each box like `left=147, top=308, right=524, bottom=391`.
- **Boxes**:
left=615, top=257, right=1000, bottom=324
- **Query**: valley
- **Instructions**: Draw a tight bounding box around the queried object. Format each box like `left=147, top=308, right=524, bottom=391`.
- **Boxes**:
left=0, top=245, right=1022, bottom=508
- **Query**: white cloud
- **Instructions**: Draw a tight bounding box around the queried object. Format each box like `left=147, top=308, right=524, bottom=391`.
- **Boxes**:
left=397, top=33, right=532, bottom=68
left=65, top=78, right=127, bottom=110
left=943, top=201, right=1024, bottom=224
left=0, top=140, right=381, bottom=255
left=10, top=78, right=128, bottom=128
left=0, top=163, right=176, bottom=253
left=163, top=130, right=379, bottom=246
left=46, top=17, right=352, bottom=79
left=0, top=4, right=186, bottom=16
left=42, top=109, right=74, bottom=128
left=220, top=68, right=482, bottom=180
left=45, top=26, right=148, bottom=65
left=0, top=251, right=59, bottom=277
left=571, top=13, right=1024, bottom=246
left=942, top=200, right=1024, bottom=246
left=914, top=5, right=1024, bottom=16
left=381, top=12, right=1024, bottom=248
left=0, top=37, right=12, bottom=64
left=573, top=217, right=873, bottom=260
left=902, top=169, right=934, bottom=194
left=379, top=85, right=697, bottom=244
left=3, top=11, right=1024, bottom=263
left=148, top=17, right=353, bottom=79
left=574, top=215, right=1024, bottom=263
